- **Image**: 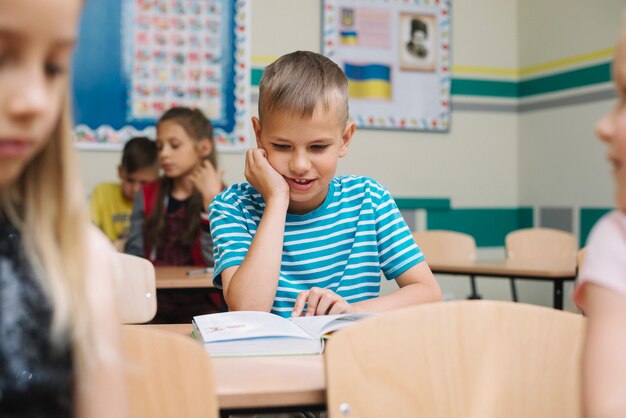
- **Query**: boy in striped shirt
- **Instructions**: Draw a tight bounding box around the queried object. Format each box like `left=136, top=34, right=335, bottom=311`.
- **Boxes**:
left=209, top=51, right=441, bottom=317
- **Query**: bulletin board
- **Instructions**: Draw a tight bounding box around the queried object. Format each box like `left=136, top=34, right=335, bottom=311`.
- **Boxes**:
left=322, top=0, right=451, bottom=131
left=71, top=0, right=251, bottom=152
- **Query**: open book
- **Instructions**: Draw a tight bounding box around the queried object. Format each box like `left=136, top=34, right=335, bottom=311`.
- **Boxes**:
left=192, top=311, right=371, bottom=357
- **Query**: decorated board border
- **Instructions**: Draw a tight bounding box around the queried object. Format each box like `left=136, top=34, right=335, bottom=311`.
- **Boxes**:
left=72, top=0, right=251, bottom=151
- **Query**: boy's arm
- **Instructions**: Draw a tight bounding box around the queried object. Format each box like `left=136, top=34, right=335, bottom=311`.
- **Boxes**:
left=582, top=283, right=626, bottom=418
left=353, top=262, right=441, bottom=312
left=219, top=149, right=290, bottom=312
left=292, top=262, right=441, bottom=316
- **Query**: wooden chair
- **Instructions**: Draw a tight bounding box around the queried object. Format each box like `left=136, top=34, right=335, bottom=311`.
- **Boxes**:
left=412, top=230, right=481, bottom=299
left=576, top=247, right=586, bottom=273
left=325, top=300, right=585, bottom=418
left=505, top=227, right=578, bottom=302
left=116, top=253, right=157, bottom=324
left=122, top=326, right=218, bottom=418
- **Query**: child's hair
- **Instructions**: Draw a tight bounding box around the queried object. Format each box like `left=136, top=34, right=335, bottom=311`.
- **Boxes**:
left=0, top=98, right=94, bottom=369
left=121, top=136, right=158, bottom=173
left=411, top=18, right=428, bottom=37
left=258, top=51, right=350, bottom=127
left=144, top=106, right=216, bottom=252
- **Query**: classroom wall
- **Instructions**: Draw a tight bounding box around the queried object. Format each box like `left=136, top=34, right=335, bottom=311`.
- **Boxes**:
left=79, top=0, right=521, bottom=207
left=77, top=0, right=620, bottom=310
left=517, top=0, right=623, bottom=238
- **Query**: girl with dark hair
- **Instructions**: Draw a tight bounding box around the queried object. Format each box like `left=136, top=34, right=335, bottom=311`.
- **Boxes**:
left=125, top=106, right=225, bottom=321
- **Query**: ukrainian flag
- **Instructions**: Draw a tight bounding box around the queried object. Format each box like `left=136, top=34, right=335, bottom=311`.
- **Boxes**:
left=339, top=30, right=358, bottom=45
left=344, top=63, right=392, bottom=100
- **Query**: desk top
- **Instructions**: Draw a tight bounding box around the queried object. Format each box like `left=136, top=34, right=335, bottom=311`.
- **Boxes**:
left=144, top=324, right=326, bottom=409
left=155, top=266, right=215, bottom=289
left=428, top=258, right=577, bottom=280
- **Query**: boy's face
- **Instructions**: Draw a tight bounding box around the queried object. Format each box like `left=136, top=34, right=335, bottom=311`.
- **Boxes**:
left=253, top=100, right=355, bottom=214
left=596, top=32, right=626, bottom=212
left=119, top=165, right=159, bottom=202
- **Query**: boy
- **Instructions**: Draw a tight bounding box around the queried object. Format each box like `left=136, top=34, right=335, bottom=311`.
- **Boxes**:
left=91, top=136, right=158, bottom=246
left=209, top=51, right=441, bottom=317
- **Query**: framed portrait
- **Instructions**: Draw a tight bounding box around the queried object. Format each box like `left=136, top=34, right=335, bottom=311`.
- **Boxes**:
left=399, top=13, right=437, bottom=72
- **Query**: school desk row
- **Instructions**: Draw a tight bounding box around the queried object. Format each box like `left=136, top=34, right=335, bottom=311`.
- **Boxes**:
left=155, top=258, right=578, bottom=310
left=138, top=298, right=585, bottom=417
left=143, top=323, right=324, bottom=415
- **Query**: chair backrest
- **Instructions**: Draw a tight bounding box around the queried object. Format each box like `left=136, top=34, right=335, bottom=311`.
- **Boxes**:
left=412, top=230, right=477, bottom=262
left=577, top=247, right=586, bottom=272
left=325, top=300, right=585, bottom=418
left=115, top=253, right=157, bottom=324
left=122, top=326, right=218, bottom=418
left=505, top=227, right=578, bottom=262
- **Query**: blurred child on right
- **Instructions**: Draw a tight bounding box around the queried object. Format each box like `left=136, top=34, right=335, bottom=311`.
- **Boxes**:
left=574, top=19, right=626, bottom=418
left=90, top=136, right=158, bottom=249
left=125, top=106, right=225, bottom=322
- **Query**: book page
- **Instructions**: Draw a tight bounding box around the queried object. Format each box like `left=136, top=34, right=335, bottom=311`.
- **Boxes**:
left=290, top=313, right=372, bottom=338
left=193, top=311, right=312, bottom=343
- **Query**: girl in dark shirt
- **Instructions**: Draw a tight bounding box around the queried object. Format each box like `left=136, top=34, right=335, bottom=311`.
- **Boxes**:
left=125, top=107, right=225, bottom=322
left=0, top=0, right=128, bottom=416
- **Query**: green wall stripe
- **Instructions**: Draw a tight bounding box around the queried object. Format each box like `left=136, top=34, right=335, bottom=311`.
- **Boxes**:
left=426, top=208, right=534, bottom=247
left=252, top=61, right=612, bottom=99
left=451, top=79, right=518, bottom=98
left=519, top=63, right=611, bottom=97
left=251, top=68, right=263, bottom=87
left=394, top=198, right=450, bottom=210
left=580, top=207, right=613, bottom=246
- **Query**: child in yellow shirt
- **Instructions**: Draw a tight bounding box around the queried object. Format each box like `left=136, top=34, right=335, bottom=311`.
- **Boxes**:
left=90, top=137, right=158, bottom=246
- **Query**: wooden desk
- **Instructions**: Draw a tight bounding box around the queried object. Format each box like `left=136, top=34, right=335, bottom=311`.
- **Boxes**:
left=155, top=266, right=214, bottom=289
left=145, top=324, right=326, bottom=415
left=428, top=259, right=577, bottom=310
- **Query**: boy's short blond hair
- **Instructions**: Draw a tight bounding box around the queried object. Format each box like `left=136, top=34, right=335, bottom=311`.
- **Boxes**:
left=258, top=51, right=349, bottom=127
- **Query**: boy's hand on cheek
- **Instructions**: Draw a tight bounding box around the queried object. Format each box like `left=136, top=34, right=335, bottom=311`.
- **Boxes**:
left=291, top=287, right=354, bottom=317
left=245, top=148, right=289, bottom=204
left=191, top=160, right=224, bottom=209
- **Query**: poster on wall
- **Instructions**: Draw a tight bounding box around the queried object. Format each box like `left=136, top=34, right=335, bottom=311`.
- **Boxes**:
left=322, top=0, right=451, bottom=131
left=72, top=0, right=251, bottom=151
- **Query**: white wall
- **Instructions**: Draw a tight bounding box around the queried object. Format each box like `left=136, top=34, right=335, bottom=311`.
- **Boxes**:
left=79, top=0, right=607, bottom=311
left=517, top=0, right=624, bottom=209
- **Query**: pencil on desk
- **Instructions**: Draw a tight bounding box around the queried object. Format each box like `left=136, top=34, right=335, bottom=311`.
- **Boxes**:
left=186, top=267, right=212, bottom=276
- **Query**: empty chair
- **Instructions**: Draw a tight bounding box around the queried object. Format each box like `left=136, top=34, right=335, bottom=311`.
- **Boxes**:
left=412, top=230, right=480, bottom=299
left=325, top=300, right=585, bottom=418
left=576, top=246, right=587, bottom=273
left=505, top=227, right=578, bottom=302
left=115, top=253, right=157, bottom=324
left=122, top=326, right=218, bottom=418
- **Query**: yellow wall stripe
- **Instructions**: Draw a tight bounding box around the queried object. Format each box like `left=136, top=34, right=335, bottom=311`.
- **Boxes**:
left=452, top=48, right=615, bottom=79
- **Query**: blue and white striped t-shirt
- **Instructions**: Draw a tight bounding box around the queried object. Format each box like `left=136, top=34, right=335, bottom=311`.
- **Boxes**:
left=209, top=176, right=424, bottom=317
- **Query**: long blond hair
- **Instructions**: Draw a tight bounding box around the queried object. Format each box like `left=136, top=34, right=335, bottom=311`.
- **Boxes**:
left=0, top=96, right=94, bottom=369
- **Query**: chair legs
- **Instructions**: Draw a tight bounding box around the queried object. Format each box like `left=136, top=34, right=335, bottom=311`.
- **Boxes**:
left=467, top=275, right=482, bottom=299
left=509, top=278, right=518, bottom=302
